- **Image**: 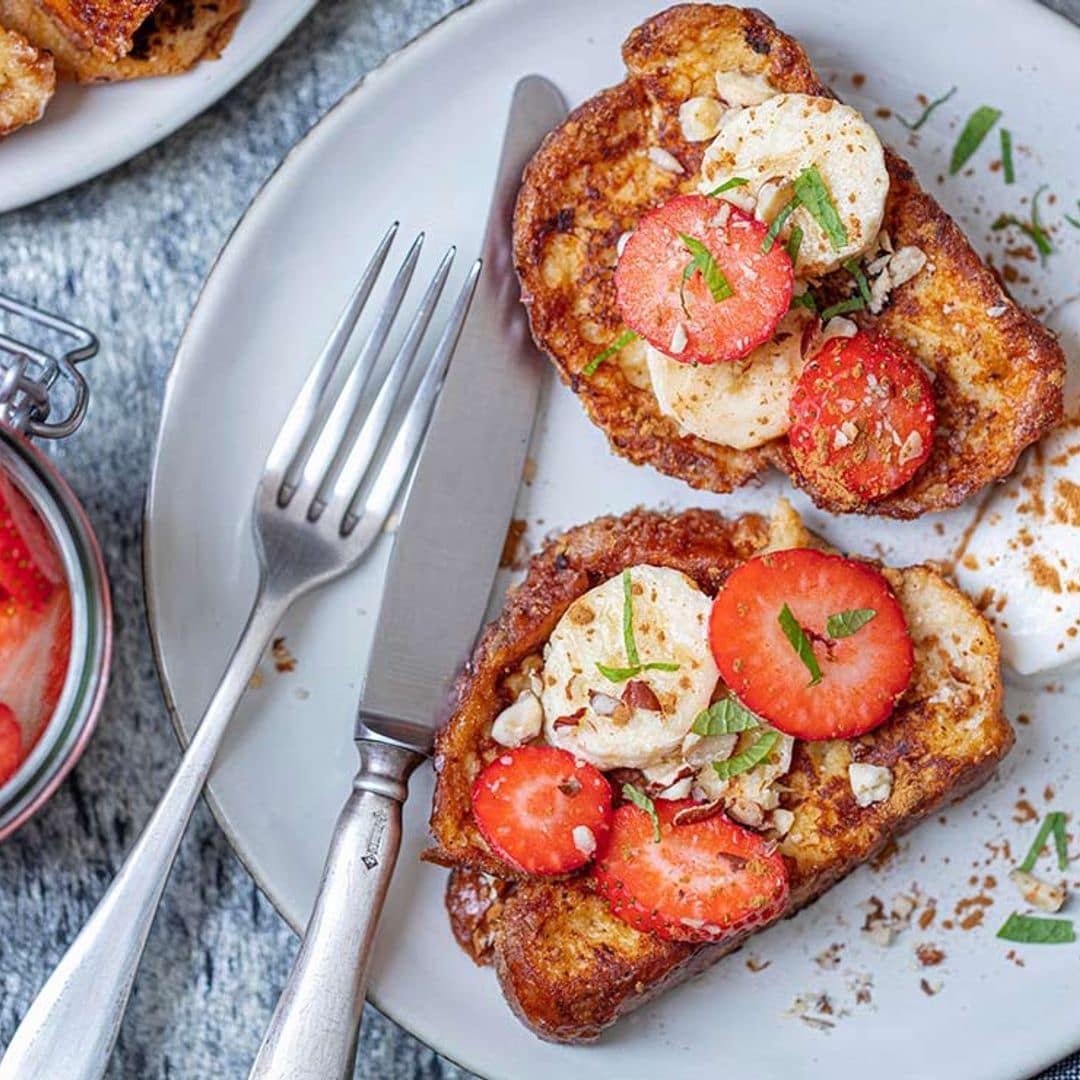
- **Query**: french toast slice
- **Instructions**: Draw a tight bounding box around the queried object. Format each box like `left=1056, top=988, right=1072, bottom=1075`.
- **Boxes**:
left=0, top=0, right=161, bottom=64
left=512, top=3, right=1064, bottom=518
left=427, top=501, right=1011, bottom=1041
left=0, top=23, right=54, bottom=136
left=0, top=0, right=242, bottom=81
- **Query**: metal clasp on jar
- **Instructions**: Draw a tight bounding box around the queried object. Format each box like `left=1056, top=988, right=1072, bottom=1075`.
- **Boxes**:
left=0, top=293, right=97, bottom=439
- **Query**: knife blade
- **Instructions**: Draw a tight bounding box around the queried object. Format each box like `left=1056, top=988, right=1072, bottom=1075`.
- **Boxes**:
left=356, top=75, right=567, bottom=747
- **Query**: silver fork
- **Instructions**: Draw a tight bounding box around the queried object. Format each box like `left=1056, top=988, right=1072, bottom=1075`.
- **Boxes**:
left=0, top=225, right=481, bottom=1080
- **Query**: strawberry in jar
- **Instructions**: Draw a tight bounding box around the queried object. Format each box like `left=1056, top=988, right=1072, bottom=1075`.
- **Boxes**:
left=0, top=471, right=71, bottom=786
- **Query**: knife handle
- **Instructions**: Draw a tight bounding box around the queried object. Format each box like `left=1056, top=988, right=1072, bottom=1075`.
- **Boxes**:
left=248, top=739, right=424, bottom=1080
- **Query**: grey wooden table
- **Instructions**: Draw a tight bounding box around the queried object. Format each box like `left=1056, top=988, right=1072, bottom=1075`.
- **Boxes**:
left=0, top=1, right=1077, bottom=1077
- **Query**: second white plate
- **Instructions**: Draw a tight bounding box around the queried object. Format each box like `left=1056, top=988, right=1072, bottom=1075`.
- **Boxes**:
left=0, top=0, right=317, bottom=214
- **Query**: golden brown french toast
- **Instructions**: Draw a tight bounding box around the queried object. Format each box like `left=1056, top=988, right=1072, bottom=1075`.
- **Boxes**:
left=0, top=0, right=161, bottom=63
left=427, top=501, right=1011, bottom=1041
left=0, top=0, right=242, bottom=81
left=0, top=22, right=53, bottom=136
left=512, top=4, right=1064, bottom=518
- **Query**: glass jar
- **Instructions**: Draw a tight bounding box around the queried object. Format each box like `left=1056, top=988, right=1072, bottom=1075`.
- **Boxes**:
left=0, top=296, right=112, bottom=840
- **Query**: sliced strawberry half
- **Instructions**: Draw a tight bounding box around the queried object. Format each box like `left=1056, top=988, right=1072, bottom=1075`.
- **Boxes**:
left=0, top=472, right=63, bottom=609
left=472, top=745, right=613, bottom=875
left=788, top=330, right=935, bottom=503
left=709, top=548, right=913, bottom=740
left=615, top=194, right=794, bottom=364
left=591, top=799, right=788, bottom=943
left=0, top=704, right=22, bottom=787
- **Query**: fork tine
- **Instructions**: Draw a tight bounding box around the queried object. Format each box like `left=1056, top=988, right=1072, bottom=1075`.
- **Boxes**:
left=269, top=222, right=398, bottom=504
left=315, top=246, right=457, bottom=518
left=299, top=233, right=425, bottom=514
left=341, top=257, right=483, bottom=537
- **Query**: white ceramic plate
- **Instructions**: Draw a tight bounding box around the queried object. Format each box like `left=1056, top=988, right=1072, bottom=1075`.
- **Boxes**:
left=145, top=2, right=1080, bottom=1077
left=0, top=0, right=317, bottom=214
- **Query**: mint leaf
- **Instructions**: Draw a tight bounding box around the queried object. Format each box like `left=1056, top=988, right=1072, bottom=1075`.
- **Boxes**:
left=692, top=697, right=763, bottom=736
left=898, top=85, right=956, bottom=131
left=842, top=258, right=872, bottom=305
left=778, top=604, right=822, bottom=686
left=997, top=913, right=1075, bottom=945
left=596, top=570, right=680, bottom=683
left=713, top=729, right=781, bottom=780
left=584, top=329, right=638, bottom=377
left=1019, top=811, right=1066, bottom=873
left=595, top=662, right=641, bottom=682
left=761, top=198, right=799, bottom=254
left=786, top=224, right=803, bottom=264
left=950, top=105, right=1002, bottom=175
left=707, top=176, right=750, bottom=195
left=1053, top=813, right=1070, bottom=871
left=819, top=296, right=867, bottom=321
left=792, top=165, right=848, bottom=251
left=621, top=568, right=640, bottom=667
left=1000, top=128, right=1015, bottom=185
left=826, top=608, right=877, bottom=639
left=622, top=783, right=661, bottom=843
left=679, top=233, right=734, bottom=305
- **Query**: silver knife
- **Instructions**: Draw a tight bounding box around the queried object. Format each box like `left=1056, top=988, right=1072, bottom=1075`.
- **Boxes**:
left=248, top=74, right=568, bottom=1080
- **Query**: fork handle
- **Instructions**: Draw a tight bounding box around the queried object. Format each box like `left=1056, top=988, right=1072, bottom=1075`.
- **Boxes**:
left=0, top=589, right=289, bottom=1080
left=249, top=739, right=423, bottom=1080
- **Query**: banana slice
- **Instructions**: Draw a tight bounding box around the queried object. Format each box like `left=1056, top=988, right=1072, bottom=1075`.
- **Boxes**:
left=541, top=566, right=719, bottom=770
left=646, top=307, right=814, bottom=449
left=699, top=93, right=889, bottom=276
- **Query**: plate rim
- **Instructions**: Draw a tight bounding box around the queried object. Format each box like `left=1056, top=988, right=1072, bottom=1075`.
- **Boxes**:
left=141, top=1, right=1080, bottom=1077
left=0, top=1, right=319, bottom=214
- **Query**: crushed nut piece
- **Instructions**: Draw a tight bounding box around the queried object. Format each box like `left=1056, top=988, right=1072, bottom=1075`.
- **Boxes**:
left=1008, top=868, right=1067, bottom=913
left=491, top=691, right=544, bottom=748
left=679, top=95, right=725, bottom=141
left=271, top=637, right=297, bottom=673
left=670, top=322, right=688, bottom=355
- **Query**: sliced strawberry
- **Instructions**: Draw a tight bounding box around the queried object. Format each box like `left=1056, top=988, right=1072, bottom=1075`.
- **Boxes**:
left=0, top=587, right=72, bottom=749
left=591, top=799, right=788, bottom=943
left=709, top=548, right=913, bottom=740
left=788, top=330, right=935, bottom=503
left=0, top=704, right=22, bottom=787
left=472, top=746, right=613, bottom=875
left=0, top=472, right=62, bottom=609
left=615, top=194, right=794, bottom=364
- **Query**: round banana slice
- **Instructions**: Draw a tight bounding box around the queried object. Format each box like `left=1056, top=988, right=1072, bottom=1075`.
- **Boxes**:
left=646, top=307, right=814, bottom=449
left=700, top=93, right=889, bottom=276
left=541, top=565, right=719, bottom=770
